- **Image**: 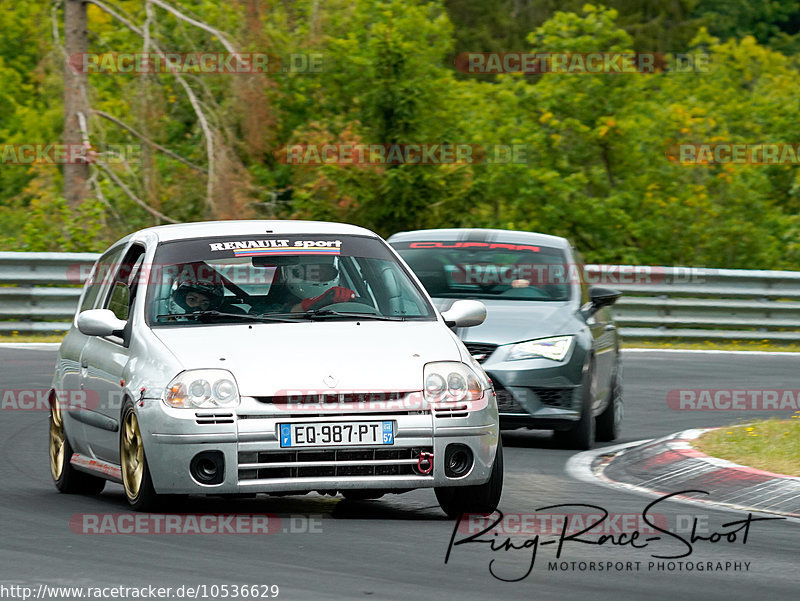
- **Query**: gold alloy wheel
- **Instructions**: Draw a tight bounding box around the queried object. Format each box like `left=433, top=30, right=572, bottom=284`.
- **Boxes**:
left=121, top=410, right=144, bottom=499
left=49, top=397, right=65, bottom=481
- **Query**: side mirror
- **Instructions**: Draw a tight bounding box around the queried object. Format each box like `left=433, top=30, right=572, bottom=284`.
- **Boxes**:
left=441, top=300, right=487, bottom=328
left=584, top=286, right=621, bottom=317
left=77, top=309, right=127, bottom=338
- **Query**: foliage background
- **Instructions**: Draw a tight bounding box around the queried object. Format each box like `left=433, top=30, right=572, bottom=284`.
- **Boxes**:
left=1, top=1, right=799, bottom=267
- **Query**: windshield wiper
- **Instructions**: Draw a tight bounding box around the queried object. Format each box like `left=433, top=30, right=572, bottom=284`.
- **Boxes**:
left=264, top=309, right=404, bottom=321
left=157, top=311, right=302, bottom=323
left=303, top=309, right=405, bottom=321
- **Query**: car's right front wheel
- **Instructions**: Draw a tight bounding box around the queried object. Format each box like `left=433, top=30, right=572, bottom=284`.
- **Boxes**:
left=435, top=439, right=503, bottom=519
left=120, top=399, right=159, bottom=511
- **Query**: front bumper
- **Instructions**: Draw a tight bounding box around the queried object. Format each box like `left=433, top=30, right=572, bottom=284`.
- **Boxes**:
left=472, top=342, right=587, bottom=430
left=138, top=392, right=499, bottom=495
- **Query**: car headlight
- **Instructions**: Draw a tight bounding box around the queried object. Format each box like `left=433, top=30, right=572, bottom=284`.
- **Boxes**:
left=164, top=369, right=240, bottom=408
left=507, top=335, right=574, bottom=361
left=424, top=361, right=487, bottom=403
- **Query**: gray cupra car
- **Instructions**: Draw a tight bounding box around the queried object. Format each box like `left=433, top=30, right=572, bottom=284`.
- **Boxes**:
left=48, top=220, right=502, bottom=517
left=388, top=228, right=623, bottom=449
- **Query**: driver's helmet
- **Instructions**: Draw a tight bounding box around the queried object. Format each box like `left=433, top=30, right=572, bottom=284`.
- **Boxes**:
left=282, top=257, right=339, bottom=299
left=172, top=271, right=224, bottom=312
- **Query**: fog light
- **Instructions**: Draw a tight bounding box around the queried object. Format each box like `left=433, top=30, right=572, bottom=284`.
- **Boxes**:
left=444, top=444, right=473, bottom=478
left=190, top=451, right=225, bottom=485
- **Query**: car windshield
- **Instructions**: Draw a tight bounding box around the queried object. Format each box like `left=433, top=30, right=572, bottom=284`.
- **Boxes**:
left=391, top=240, right=571, bottom=301
left=147, top=234, right=436, bottom=325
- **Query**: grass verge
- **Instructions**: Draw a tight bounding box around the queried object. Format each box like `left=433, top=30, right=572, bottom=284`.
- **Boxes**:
left=693, top=417, right=800, bottom=477
left=622, top=339, right=800, bottom=352
left=0, top=334, right=65, bottom=343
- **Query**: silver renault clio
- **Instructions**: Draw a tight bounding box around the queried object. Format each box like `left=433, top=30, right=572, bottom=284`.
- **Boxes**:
left=48, top=221, right=502, bottom=517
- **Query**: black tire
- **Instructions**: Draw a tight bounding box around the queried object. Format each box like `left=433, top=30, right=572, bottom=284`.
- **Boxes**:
left=554, top=360, right=595, bottom=450
left=120, top=399, right=159, bottom=511
left=596, top=363, right=623, bottom=442
left=435, top=439, right=503, bottom=519
left=50, top=400, right=106, bottom=495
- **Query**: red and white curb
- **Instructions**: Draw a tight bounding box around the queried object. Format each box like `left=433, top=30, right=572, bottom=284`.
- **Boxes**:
left=566, top=429, right=800, bottom=521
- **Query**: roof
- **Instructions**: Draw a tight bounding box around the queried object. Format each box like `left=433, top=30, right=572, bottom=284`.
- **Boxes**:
left=129, top=220, right=379, bottom=243
left=387, top=228, right=570, bottom=249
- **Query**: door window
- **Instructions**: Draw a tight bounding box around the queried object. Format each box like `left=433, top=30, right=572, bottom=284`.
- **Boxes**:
left=102, top=245, right=146, bottom=323
left=78, top=245, right=126, bottom=313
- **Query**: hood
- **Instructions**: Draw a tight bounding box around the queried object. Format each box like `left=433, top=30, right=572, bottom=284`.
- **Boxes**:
left=152, top=320, right=460, bottom=396
left=432, top=298, right=577, bottom=345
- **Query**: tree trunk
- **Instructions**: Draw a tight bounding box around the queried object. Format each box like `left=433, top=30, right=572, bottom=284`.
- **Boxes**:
left=63, top=0, right=89, bottom=208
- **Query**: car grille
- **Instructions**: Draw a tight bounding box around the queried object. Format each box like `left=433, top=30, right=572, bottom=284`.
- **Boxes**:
left=195, top=412, right=235, bottom=425
left=238, top=447, right=434, bottom=480
left=432, top=403, right=470, bottom=418
left=464, top=342, right=498, bottom=363
left=251, top=392, right=423, bottom=417
left=492, top=382, right=575, bottom=413
left=533, top=388, right=574, bottom=409
left=493, top=381, right=527, bottom=414
left=256, top=392, right=409, bottom=405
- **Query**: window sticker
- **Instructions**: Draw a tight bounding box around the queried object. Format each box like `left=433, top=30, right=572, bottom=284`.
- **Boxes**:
left=406, top=241, right=540, bottom=252
left=208, top=239, right=343, bottom=257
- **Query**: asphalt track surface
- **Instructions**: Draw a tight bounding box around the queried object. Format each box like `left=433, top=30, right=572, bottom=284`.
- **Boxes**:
left=0, top=348, right=797, bottom=600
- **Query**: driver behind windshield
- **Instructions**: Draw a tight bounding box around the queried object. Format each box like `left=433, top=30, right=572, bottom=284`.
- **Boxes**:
left=266, top=257, right=357, bottom=313
left=171, top=274, right=224, bottom=313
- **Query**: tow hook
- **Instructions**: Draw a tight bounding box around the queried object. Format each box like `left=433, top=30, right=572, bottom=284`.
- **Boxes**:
left=417, top=451, right=434, bottom=474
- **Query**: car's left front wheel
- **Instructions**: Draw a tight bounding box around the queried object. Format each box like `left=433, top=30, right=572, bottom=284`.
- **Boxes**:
left=596, top=363, right=623, bottom=442
left=50, top=397, right=105, bottom=495
left=120, top=399, right=159, bottom=511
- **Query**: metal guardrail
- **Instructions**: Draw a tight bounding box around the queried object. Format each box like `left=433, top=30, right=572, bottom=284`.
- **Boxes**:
left=585, top=265, right=800, bottom=341
left=2, top=253, right=800, bottom=341
left=0, top=252, right=96, bottom=334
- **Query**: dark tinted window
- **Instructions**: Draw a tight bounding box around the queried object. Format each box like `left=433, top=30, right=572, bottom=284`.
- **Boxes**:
left=392, top=240, right=571, bottom=301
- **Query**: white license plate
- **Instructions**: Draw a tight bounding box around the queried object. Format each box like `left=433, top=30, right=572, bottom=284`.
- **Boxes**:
left=279, top=421, right=394, bottom=448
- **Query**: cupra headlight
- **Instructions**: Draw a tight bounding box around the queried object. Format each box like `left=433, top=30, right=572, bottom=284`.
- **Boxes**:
left=507, top=335, right=574, bottom=361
